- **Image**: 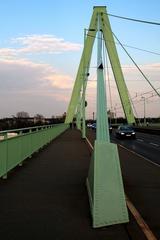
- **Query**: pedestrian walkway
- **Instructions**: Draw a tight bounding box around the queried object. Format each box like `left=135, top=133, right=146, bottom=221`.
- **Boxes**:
left=0, top=129, right=147, bottom=239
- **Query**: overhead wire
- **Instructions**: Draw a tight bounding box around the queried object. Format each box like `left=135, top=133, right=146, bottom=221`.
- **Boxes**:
left=85, top=13, right=160, bottom=118
left=128, top=91, right=141, bottom=125
left=119, top=44, right=160, bottom=56
left=105, top=24, right=159, bottom=118
left=87, top=33, right=160, bottom=56
left=131, top=87, right=160, bottom=101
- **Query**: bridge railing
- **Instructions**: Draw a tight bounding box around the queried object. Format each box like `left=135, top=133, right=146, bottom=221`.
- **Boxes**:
left=0, top=123, right=69, bottom=178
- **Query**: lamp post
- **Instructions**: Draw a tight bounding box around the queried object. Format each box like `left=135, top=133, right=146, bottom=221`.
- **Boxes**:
left=141, top=96, right=146, bottom=126
left=93, top=111, right=95, bottom=121
left=81, top=28, right=87, bottom=139
left=81, top=28, right=95, bottom=138
left=114, top=105, right=117, bottom=124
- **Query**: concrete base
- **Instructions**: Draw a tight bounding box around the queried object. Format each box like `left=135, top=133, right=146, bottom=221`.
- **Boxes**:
left=86, top=140, right=129, bottom=228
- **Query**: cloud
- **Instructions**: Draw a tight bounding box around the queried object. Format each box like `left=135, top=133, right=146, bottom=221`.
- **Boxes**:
left=0, top=58, right=74, bottom=117
left=0, top=59, right=49, bottom=91
left=0, top=48, right=16, bottom=59
left=0, top=58, right=74, bottom=91
left=46, top=74, right=73, bottom=89
left=0, top=34, right=82, bottom=61
left=0, top=56, right=159, bottom=118
left=11, top=34, right=82, bottom=54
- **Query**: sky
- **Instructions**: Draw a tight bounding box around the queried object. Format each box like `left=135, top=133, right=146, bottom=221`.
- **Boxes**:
left=0, top=0, right=160, bottom=119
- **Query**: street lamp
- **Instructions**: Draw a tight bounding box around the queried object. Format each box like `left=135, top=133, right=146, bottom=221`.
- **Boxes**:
left=114, top=105, right=117, bottom=124
left=81, top=28, right=96, bottom=138
left=141, top=96, right=146, bottom=126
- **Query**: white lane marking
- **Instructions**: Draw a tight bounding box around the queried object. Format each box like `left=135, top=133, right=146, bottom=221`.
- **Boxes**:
left=137, top=138, right=144, bottom=142
left=86, top=138, right=93, bottom=150
left=150, top=142, right=159, bottom=147
left=136, top=138, right=159, bottom=148
left=85, top=137, right=158, bottom=240
left=126, top=196, right=158, bottom=240
left=118, top=144, right=160, bottom=168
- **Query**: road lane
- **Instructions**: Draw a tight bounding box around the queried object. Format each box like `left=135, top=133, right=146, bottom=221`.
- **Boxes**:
left=86, top=128, right=160, bottom=239
left=111, top=131, right=160, bottom=165
left=136, top=132, right=160, bottom=145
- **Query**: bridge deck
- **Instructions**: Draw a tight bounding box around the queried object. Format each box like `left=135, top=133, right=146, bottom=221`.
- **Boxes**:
left=0, top=129, right=159, bottom=239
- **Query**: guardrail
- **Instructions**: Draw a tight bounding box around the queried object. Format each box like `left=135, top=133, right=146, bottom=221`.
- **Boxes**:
left=0, top=123, right=69, bottom=178
left=133, top=127, right=160, bottom=135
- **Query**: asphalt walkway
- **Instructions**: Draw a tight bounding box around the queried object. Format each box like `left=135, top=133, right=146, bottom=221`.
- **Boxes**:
left=0, top=129, right=150, bottom=239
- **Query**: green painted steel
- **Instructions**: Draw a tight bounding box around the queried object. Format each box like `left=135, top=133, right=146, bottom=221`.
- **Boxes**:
left=0, top=124, right=69, bottom=178
left=82, top=80, right=88, bottom=138
left=101, top=8, right=135, bottom=124
left=96, top=14, right=109, bottom=142
left=87, top=140, right=129, bottom=228
left=65, top=10, right=97, bottom=124
left=65, top=5, right=132, bottom=228
left=85, top=6, right=129, bottom=228
left=65, top=6, right=135, bottom=125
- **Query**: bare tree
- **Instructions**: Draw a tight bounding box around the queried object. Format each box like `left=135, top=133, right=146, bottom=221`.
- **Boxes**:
left=34, top=114, right=44, bottom=119
left=16, top=111, right=30, bottom=118
left=34, top=114, right=44, bottom=124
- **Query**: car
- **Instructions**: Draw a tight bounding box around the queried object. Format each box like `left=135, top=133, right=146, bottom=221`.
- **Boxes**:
left=91, top=123, right=96, bottom=130
left=87, top=123, right=93, bottom=128
left=115, top=125, right=136, bottom=139
left=109, top=125, right=112, bottom=133
left=91, top=123, right=112, bottom=134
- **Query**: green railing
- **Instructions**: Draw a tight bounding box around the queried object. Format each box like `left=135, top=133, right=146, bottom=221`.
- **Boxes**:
left=0, top=123, right=69, bottom=178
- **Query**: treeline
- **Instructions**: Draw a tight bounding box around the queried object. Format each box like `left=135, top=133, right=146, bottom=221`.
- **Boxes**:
left=0, top=116, right=65, bottom=131
left=87, top=117, right=160, bottom=125
left=1, top=115, right=160, bottom=131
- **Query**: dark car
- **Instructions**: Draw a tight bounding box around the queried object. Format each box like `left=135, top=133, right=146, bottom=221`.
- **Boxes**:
left=91, top=123, right=112, bottom=134
left=91, top=123, right=96, bottom=130
left=115, top=125, right=136, bottom=139
left=109, top=125, right=112, bottom=133
left=87, top=123, right=93, bottom=128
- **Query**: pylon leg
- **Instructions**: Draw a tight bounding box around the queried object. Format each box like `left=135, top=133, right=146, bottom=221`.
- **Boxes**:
left=86, top=140, right=129, bottom=228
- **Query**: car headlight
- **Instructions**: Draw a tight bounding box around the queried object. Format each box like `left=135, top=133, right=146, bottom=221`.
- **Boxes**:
left=132, top=132, right=135, bottom=135
left=120, top=132, right=125, bottom=135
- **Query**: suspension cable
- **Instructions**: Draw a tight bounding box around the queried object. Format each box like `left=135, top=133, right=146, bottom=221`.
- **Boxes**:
left=102, top=35, right=112, bottom=124
left=102, top=35, right=107, bottom=92
left=110, top=30, right=160, bottom=98
left=107, top=13, right=160, bottom=26
left=105, top=49, right=113, bottom=119
left=87, top=33, right=160, bottom=56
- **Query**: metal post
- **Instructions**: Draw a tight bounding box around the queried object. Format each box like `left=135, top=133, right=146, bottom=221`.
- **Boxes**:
left=142, top=97, right=146, bottom=126
left=82, top=28, right=87, bottom=139
left=76, top=98, right=81, bottom=130
left=2, top=133, right=8, bottom=179
left=114, top=106, right=117, bottom=124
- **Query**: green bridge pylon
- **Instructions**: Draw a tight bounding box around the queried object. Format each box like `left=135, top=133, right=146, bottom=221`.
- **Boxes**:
left=65, top=6, right=135, bottom=125
left=65, top=6, right=132, bottom=228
